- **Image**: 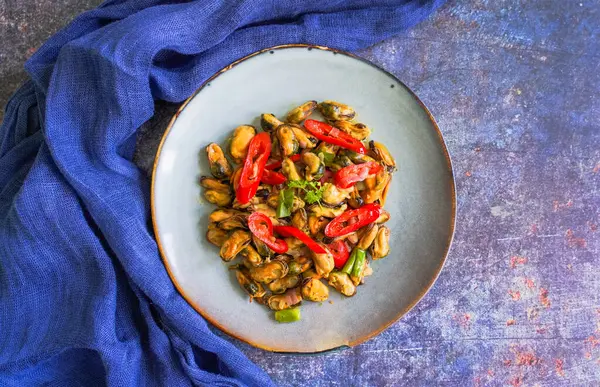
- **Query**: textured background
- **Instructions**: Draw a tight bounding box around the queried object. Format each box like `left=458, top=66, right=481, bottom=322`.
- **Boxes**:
left=2, top=0, right=599, bottom=386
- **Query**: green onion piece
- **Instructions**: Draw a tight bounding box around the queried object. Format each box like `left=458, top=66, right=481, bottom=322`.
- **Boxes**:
left=319, top=151, right=336, bottom=167
left=275, top=307, right=301, bottom=323
left=351, top=248, right=366, bottom=277
left=276, top=188, right=294, bottom=218
left=342, top=248, right=358, bottom=274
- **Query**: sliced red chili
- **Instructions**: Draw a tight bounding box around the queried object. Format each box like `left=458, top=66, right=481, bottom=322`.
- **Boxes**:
left=273, top=226, right=327, bottom=254
left=261, top=169, right=287, bottom=185
left=334, top=161, right=383, bottom=189
left=264, top=153, right=301, bottom=170
left=247, top=212, right=288, bottom=254
left=236, top=133, right=271, bottom=204
left=328, top=240, right=350, bottom=269
left=324, top=203, right=381, bottom=238
left=304, top=119, right=367, bottom=154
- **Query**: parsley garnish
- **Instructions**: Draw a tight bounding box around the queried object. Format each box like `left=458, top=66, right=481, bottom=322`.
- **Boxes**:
left=287, top=179, right=326, bottom=205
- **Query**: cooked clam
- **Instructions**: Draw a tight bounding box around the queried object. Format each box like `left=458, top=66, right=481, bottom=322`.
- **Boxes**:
left=268, top=274, right=302, bottom=294
left=204, top=190, right=232, bottom=207
left=249, top=260, right=289, bottom=283
left=276, top=125, right=299, bottom=157
left=315, top=141, right=340, bottom=160
left=318, top=100, right=356, bottom=121
left=362, top=170, right=391, bottom=204
left=230, top=166, right=242, bottom=191
left=206, top=143, right=233, bottom=179
left=209, top=208, right=241, bottom=223
left=311, top=247, right=334, bottom=277
left=261, top=113, right=284, bottom=132
left=252, top=203, right=278, bottom=219
left=252, top=234, right=272, bottom=258
left=241, top=245, right=263, bottom=267
left=302, top=268, right=320, bottom=280
left=235, top=268, right=266, bottom=298
left=290, top=125, right=318, bottom=149
left=270, top=134, right=282, bottom=160
left=357, top=224, right=379, bottom=250
left=348, top=186, right=364, bottom=209
left=331, top=120, right=371, bottom=140
left=229, top=125, right=256, bottom=163
left=308, top=215, right=329, bottom=236
left=375, top=208, right=390, bottom=224
left=328, top=272, right=356, bottom=296
left=309, top=203, right=347, bottom=218
left=267, top=287, right=302, bottom=311
left=321, top=183, right=353, bottom=206
left=285, top=237, right=306, bottom=258
left=338, top=149, right=376, bottom=165
left=206, top=223, right=229, bottom=247
left=330, top=154, right=354, bottom=172
left=219, top=230, right=251, bottom=261
left=370, top=226, right=390, bottom=259
left=217, top=214, right=247, bottom=230
left=302, top=152, right=324, bottom=182
left=301, top=278, right=329, bottom=302
left=282, top=157, right=301, bottom=181
left=288, top=255, right=313, bottom=275
left=369, top=141, right=396, bottom=170
left=291, top=208, right=308, bottom=233
left=199, top=176, right=230, bottom=193
left=286, top=100, right=317, bottom=124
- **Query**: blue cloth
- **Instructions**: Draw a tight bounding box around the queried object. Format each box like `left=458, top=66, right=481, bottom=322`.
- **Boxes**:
left=0, top=1, right=444, bottom=385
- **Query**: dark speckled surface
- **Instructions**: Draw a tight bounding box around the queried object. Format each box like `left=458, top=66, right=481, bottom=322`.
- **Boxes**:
left=2, top=1, right=599, bottom=385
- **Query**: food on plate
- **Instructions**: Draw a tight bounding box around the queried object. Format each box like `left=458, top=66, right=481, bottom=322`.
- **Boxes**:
left=199, top=100, right=396, bottom=322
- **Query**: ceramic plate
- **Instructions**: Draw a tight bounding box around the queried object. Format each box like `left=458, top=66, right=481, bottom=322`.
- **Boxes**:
left=151, top=45, right=455, bottom=353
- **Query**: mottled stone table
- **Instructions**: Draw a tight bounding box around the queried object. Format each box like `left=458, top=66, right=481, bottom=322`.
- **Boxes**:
left=2, top=1, right=599, bottom=385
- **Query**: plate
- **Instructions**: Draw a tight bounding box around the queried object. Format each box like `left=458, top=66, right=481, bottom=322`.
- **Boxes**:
left=151, top=45, right=455, bottom=353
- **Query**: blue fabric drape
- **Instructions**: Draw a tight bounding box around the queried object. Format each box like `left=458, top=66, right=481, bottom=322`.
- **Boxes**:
left=0, top=1, right=444, bottom=385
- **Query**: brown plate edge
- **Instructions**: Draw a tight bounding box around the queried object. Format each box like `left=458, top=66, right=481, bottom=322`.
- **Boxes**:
left=150, top=43, right=457, bottom=354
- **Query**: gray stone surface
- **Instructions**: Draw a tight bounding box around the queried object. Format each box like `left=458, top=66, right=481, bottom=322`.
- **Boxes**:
left=2, top=0, right=599, bottom=386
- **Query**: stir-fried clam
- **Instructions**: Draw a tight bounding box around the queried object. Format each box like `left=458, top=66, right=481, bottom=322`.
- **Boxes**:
left=301, top=277, right=329, bottom=302
left=276, top=125, right=299, bottom=157
left=331, top=120, right=371, bottom=141
left=267, top=287, right=302, bottom=311
left=318, top=100, right=355, bottom=121
left=286, top=101, right=317, bottom=124
left=220, top=230, right=251, bottom=261
left=206, top=143, right=233, bottom=180
left=249, top=260, right=289, bottom=284
left=229, top=125, right=256, bottom=164
left=261, top=113, right=284, bottom=132
left=235, top=268, right=266, bottom=298
left=328, top=272, right=356, bottom=297
left=198, top=100, right=397, bottom=322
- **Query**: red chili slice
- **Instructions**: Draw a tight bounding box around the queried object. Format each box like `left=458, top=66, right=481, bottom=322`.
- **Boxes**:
left=264, top=153, right=301, bottom=170
left=261, top=169, right=287, bottom=185
left=247, top=212, right=288, bottom=254
left=324, top=204, right=381, bottom=238
left=333, top=161, right=383, bottom=189
left=328, top=240, right=350, bottom=269
left=236, top=133, right=271, bottom=204
left=304, top=119, right=367, bottom=154
left=273, top=226, right=328, bottom=254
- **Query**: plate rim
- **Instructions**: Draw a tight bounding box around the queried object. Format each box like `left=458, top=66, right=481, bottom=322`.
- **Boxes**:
left=150, top=44, right=456, bottom=353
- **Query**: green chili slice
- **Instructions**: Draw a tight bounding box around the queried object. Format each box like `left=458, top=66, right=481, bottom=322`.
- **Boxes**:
left=275, top=307, right=301, bottom=323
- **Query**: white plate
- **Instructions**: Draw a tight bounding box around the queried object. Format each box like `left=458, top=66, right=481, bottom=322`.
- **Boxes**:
left=151, top=45, right=455, bottom=353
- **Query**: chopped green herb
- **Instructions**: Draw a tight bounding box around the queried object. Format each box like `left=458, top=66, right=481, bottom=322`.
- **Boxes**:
left=287, top=179, right=325, bottom=205
left=276, top=188, right=294, bottom=218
